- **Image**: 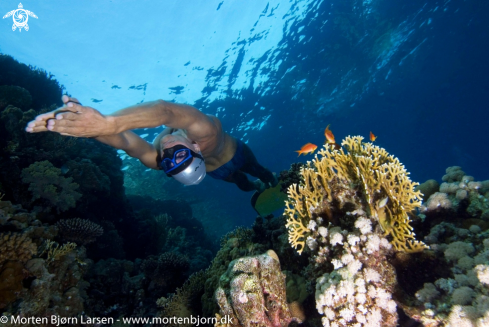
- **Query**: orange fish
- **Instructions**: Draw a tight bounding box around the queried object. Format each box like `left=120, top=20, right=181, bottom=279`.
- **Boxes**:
left=370, top=131, right=377, bottom=142
left=324, top=125, right=341, bottom=150
left=295, top=143, right=317, bottom=156
left=324, top=124, right=335, bottom=144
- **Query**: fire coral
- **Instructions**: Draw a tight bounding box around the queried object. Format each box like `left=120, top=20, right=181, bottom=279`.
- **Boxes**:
left=285, top=136, right=428, bottom=254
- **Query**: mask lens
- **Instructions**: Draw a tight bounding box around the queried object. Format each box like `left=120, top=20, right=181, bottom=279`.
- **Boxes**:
left=160, top=147, right=192, bottom=174
left=161, top=159, right=175, bottom=171
left=175, top=150, right=189, bottom=163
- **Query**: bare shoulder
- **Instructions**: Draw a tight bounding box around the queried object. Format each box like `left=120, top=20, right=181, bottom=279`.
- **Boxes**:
left=186, top=114, right=221, bottom=140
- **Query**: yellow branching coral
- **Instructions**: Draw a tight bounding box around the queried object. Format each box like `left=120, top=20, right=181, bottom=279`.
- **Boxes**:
left=284, top=166, right=326, bottom=254
left=285, top=136, right=428, bottom=254
left=40, top=240, right=77, bottom=263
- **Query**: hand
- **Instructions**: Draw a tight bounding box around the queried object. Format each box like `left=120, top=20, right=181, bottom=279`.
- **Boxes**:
left=25, top=95, right=116, bottom=137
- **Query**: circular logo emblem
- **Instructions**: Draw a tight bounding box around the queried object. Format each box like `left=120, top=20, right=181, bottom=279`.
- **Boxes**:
left=13, top=9, right=28, bottom=28
left=3, top=3, right=38, bottom=32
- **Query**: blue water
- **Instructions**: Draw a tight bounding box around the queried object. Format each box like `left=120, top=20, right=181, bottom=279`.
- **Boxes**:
left=2, top=0, right=488, bottom=233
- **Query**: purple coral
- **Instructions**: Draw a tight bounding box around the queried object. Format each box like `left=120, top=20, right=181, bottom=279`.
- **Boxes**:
left=215, top=251, right=302, bottom=327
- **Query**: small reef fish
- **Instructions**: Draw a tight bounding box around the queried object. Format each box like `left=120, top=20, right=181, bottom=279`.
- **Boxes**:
left=370, top=131, right=377, bottom=142
left=324, top=124, right=341, bottom=150
left=295, top=143, right=317, bottom=156
left=324, top=124, right=335, bottom=144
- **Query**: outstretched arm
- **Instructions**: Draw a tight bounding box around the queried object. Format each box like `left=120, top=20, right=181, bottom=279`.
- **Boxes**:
left=26, top=96, right=214, bottom=139
left=96, top=131, right=159, bottom=169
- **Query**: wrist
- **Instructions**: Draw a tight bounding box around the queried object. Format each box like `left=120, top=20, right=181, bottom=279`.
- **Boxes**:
left=106, top=115, right=119, bottom=134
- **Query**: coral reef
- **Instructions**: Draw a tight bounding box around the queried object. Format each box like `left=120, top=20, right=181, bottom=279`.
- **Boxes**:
left=0, top=74, right=129, bottom=241
left=84, top=258, right=146, bottom=319
left=0, top=54, right=64, bottom=110
left=0, top=85, right=32, bottom=111
left=202, top=220, right=311, bottom=322
left=416, top=179, right=440, bottom=202
left=141, top=252, right=190, bottom=288
left=313, top=220, right=398, bottom=327
left=215, top=250, right=303, bottom=327
left=0, top=232, right=37, bottom=268
left=279, top=162, right=306, bottom=194
left=21, top=160, right=82, bottom=213
left=285, top=136, right=426, bottom=254
left=405, top=224, right=489, bottom=326
left=394, top=167, right=489, bottom=327
left=157, top=270, right=207, bottom=327
left=420, top=166, right=489, bottom=226
left=41, top=239, right=77, bottom=263
left=281, top=137, right=429, bottom=327
left=0, top=57, right=221, bottom=325
left=274, top=162, right=488, bottom=327
left=0, top=232, right=37, bottom=308
left=202, top=227, right=259, bottom=316
left=3, top=54, right=488, bottom=327
left=56, top=217, right=104, bottom=244
left=0, top=200, right=89, bottom=319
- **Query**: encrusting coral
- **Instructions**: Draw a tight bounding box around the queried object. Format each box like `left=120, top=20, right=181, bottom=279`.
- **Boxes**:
left=0, top=232, right=37, bottom=269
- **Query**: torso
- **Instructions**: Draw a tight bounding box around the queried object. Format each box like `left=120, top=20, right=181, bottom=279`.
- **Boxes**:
left=193, top=116, right=237, bottom=172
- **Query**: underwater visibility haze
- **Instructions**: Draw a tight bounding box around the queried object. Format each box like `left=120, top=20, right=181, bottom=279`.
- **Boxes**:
left=1, top=0, right=489, bottom=326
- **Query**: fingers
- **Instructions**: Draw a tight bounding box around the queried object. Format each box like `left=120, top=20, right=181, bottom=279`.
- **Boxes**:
left=53, top=111, right=79, bottom=121
left=62, top=95, right=82, bottom=106
left=60, top=95, right=83, bottom=113
left=46, top=120, right=85, bottom=135
left=61, top=100, right=83, bottom=112
left=25, top=109, right=77, bottom=133
left=35, top=111, right=56, bottom=121
left=26, top=95, right=85, bottom=134
left=25, top=113, right=55, bottom=132
left=25, top=121, right=50, bottom=133
left=26, top=109, right=81, bottom=133
left=45, top=112, right=81, bottom=131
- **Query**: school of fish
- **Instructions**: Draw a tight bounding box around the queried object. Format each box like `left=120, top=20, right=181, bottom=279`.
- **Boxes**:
left=294, top=126, right=377, bottom=156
